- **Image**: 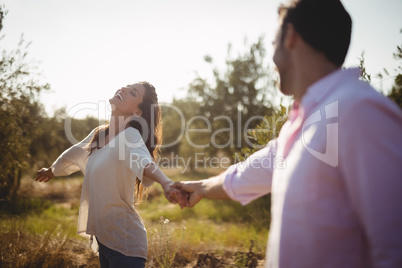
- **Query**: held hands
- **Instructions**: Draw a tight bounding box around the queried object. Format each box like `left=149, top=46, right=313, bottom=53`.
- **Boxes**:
left=162, top=181, right=205, bottom=209
left=170, top=177, right=228, bottom=208
left=161, top=181, right=190, bottom=209
left=172, top=181, right=204, bottom=208
left=35, top=167, right=55, bottom=182
left=161, top=180, right=205, bottom=208
left=169, top=188, right=190, bottom=209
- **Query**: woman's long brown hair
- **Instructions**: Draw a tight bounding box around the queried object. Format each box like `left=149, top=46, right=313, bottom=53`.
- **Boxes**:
left=86, top=81, right=162, bottom=204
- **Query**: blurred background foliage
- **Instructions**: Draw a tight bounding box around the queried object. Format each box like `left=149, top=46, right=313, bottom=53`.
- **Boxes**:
left=1, top=3, right=401, bottom=216
left=0, top=6, right=50, bottom=202
left=1, top=4, right=401, bottom=267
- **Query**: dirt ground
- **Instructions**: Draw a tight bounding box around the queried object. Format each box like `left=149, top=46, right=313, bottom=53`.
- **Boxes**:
left=16, top=177, right=265, bottom=267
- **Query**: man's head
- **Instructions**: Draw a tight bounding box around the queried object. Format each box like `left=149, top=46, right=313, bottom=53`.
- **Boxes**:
left=277, top=0, right=352, bottom=67
left=272, top=0, right=352, bottom=97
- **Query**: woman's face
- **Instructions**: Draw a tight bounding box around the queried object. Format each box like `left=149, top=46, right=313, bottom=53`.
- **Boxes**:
left=109, top=83, right=146, bottom=117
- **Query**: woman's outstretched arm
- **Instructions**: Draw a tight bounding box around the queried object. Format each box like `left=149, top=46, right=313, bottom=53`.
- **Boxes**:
left=143, top=163, right=189, bottom=208
left=35, top=127, right=98, bottom=182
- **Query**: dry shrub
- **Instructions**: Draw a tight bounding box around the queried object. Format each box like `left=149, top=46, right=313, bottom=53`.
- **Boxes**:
left=0, top=229, right=98, bottom=268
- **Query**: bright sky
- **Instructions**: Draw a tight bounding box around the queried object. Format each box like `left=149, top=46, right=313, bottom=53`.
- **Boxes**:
left=1, top=0, right=401, bottom=119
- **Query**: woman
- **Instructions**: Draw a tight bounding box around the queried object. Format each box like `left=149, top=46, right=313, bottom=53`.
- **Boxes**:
left=36, top=81, right=187, bottom=267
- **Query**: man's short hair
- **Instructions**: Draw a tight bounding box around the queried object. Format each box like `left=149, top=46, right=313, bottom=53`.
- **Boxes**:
left=279, top=0, right=352, bottom=67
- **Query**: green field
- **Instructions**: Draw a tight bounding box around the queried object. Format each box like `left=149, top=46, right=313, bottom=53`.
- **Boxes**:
left=0, top=168, right=269, bottom=267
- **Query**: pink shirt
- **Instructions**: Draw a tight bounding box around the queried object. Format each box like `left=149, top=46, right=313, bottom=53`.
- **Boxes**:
left=222, top=68, right=402, bottom=268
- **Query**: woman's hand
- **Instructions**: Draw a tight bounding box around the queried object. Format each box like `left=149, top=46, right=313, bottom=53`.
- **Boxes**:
left=143, top=164, right=189, bottom=208
left=161, top=181, right=176, bottom=202
left=35, top=167, right=55, bottom=182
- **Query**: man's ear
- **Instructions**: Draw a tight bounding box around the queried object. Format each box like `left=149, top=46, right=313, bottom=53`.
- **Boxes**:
left=283, top=23, right=298, bottom=49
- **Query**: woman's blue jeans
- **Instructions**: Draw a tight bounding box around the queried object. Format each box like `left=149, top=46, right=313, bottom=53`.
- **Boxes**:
left=97, top=239, right=146, bottom=268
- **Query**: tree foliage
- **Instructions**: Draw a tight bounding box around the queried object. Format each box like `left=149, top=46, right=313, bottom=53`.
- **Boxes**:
left=161, top=99, right=198, bottom=156
left=238, top=105, right=288, bottom=160
left=388, top=43, right=402, bottom=108
left=161, top=98, right=212, bottom=170
left=359, top=31, right=402, bottom=109
left=0, top=6, right=101, bottom=204
left=235, top=105, right=288, bottom=229
left=358, top=51, right=371, bottom=83
left=0, top=6, right=50, bottom=201
left=188, top=37, right=276, bottom=156
left=30, top=108, right=100, bottom=169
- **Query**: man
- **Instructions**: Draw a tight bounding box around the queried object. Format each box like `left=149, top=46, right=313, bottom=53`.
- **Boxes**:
left=174, top=0, right=402, bottom=267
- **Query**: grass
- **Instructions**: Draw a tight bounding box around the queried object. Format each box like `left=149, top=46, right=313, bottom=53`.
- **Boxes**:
left=148, top=216, right=186, bottom=268
left=0, top=228, right=99, bottom=268
left=0, top=168, right=269, bottom=267
left=1, top=202, right=79, bottom=239
left=143, top=167, right=269, bottom=266
left=0, top=197, right=97, bottom=267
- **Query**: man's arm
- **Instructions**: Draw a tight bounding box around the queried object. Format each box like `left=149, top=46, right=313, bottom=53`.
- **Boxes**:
left=174, top=139, right=276, bottom=207
left=340, top=98, right=402, bottom=266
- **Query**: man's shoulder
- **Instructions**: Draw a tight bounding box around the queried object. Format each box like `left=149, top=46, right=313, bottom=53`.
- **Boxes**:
left=331, top=78, right=401, bottom=117
left=334, top=77, right=379, bottom=101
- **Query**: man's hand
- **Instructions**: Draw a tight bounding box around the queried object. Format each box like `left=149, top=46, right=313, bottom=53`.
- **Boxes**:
left=172, top=181, right=205, bottom=208
left=169, top=188, right=190, bottom=209
left=35, top=167, right=55, bottom=182
left=161, top=181, right=189, bottom=208
left=173, top=176, right=230, bottom=208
